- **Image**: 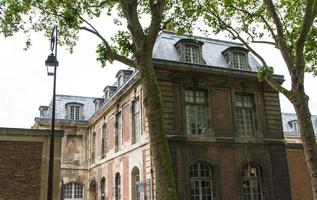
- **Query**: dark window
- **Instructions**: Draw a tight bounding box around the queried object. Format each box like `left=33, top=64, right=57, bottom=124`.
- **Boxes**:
left=91, top=132, right=96, bottom=163
left=185, top=90, right=207, bottom=135
left=115, top=173, right=121, bottom=200
left=242, top=163, right=264, bottom=200
left=101, top=177, right=106, bottom=200
left=189, top=162, right=214, bottom=200
left=132, top=100, right=141, bottom=144
left=101, top=123, right=108, bottom=158
left=235, top=94, right=256, bottom=137
left=115, top=112, right=122, bottom=152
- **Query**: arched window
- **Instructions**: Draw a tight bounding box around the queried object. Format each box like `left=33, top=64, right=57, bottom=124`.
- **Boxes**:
left=64, top=182, right=84, bottom=200
left=241, top=163, right=264, bottom=200
left=89, top=180, right=97, bottom=200
left=189, top=161, right=214, bottom=200
left=131, top=167, right=141, bottom=200
left=115, top=173, right=121, bottom=200
left=101, top=177, right=106, bottom=200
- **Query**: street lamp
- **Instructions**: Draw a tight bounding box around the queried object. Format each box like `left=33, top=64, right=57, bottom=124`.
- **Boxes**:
left=45, top=25, right=58, bottom=200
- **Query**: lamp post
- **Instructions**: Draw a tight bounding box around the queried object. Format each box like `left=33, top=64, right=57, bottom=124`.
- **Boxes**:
left=45, top=25, right=59, bottom=200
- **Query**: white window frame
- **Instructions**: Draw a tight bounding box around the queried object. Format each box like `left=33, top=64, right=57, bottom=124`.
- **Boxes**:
left=64, top=182, right=84, bottom=200
left=185, top=45, right=199, bottom=63
left=189, top=162, right=214, bottom=200
left=235, top=94, right=256, bottom=137
left=185, top=90, right=207, bottom=135
left=233, top=52, right=248, bottom=70
left=241, top=163, right=264, bottom=200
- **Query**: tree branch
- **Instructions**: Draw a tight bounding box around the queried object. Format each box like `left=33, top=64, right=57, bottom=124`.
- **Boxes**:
left=263, top=0, right=295, bottom=74
left=251, top=40, right=276, bottom=46
left=119, top=0, right=145, bottom=49
left=147, top=0, right=165, bottom=49
left=230, top=4, right=278, bottom=44
left=295, top=0, right=316, bottom=73
left=264, top=76, right=292, bottom=99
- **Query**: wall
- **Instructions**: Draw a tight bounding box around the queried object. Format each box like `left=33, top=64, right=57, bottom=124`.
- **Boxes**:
left=286, top=145, right=313, bottom=200
left=0, top=128, right=63, bottom=200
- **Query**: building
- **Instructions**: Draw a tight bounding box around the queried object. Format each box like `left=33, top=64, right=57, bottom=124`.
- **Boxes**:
left=0, top=127, right=63, bottom=200
left=282, top=113, right=317, bottom=200
left=33, top=31, right=292, bottom=200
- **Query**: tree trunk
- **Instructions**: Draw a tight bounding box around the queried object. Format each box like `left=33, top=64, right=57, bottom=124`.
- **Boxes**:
left=138, top=55, right=178, bottom=200
left=293, top=91, right=317, bottom=199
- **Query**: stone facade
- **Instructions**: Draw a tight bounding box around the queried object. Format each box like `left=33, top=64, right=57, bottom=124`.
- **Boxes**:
left=33, top=32, right=292, bottom=200
left=0, top=128, right=63, bottom=200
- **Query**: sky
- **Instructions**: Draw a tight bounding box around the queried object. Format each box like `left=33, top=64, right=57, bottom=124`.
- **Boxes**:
left=0, top=27, right=316, bottom=128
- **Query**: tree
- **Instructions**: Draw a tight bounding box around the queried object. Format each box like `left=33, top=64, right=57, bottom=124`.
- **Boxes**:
left=177, top=0, right=317, bottom=198
left=0, top=0, right=178, bottom=199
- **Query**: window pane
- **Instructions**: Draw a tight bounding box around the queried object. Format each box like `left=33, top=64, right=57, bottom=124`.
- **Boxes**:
left=186, top=90, right=207, bottom=135
left=185, top=45, right=199, bottom=63
left=190, top=162, right=213, bottom=200
left=64, top=184, right=73, bottom=198
left=242, top=163, right=263, bottom=200
left=233, top=52, right=247, bottom=70
left=74, top=183, right=83, bottom=198
left=235, top=95, right=255, bottom=137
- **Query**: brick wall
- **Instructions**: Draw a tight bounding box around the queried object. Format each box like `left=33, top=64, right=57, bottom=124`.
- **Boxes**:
left=287, top=148, right=313, bottom=200
left=0, top=141, right=43, bottom=200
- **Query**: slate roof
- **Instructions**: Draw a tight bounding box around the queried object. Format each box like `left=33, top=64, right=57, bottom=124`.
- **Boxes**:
left=41, top=95, right=96, bottom=121
left=282, top=112, right=317, bottom=135
left=153, top=31, right=261, bottom=71
left=37, top=32, right=265, bottom=123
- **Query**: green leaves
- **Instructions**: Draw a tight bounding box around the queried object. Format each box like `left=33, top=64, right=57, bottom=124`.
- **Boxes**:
left=257, top=66, right=274, bottom=82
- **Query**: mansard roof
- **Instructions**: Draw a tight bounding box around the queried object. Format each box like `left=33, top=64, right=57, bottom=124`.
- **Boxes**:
left=153, top=31, right=260, bottom=71
left=282, top=112, right=317, bottom=135
left=40, top=95, right=96, bottom=121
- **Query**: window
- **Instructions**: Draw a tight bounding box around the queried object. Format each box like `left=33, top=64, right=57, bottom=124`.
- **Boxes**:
left=115, top=111, right=122, bottom=152
left=101, top=123, right=108, bottom=159
left=189, top=162, right=214, bottom=200
left=115, top=173, right=121, bottom=200
left=185, top=90, right=207, bottom=135
left=118, top=75, right=123, bottom=87
left=241, top=163, right=264, bottom=200
left=291, top=120, right=300, bottom=134
left=174, top=38, right=204, bottom=64
left=185, top=45, right=199, bottom=63
left=132, top=100, right=141, bottom=144
left=91, top=132, right=96, bottom=163
left=70, top=105, right=80, bottom=120
left=233, top=52, right=247, bottom=70
left=64, top=182, right=84, bottom=200
left=101, top=177, right=106, bottom=200
left=235, top=95, right=256, bottom=137
left=132, top=167, right=141, bottom=200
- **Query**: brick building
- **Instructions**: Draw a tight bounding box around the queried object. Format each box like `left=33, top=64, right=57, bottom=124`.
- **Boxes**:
left=282, top=113, right=317, bottom=200
left=0, top=128, right=63, bottom=200
left=33, top=32, right=292, bottom=200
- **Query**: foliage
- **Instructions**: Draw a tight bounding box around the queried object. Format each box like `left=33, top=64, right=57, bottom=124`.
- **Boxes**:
left=1, top=0, right=180, bottom=199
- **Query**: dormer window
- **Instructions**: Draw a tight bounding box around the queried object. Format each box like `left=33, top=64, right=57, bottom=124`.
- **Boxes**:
left=118, top=75, right=123, bottom=87
left=222, top=46, right=250, bottom=70
left=185, top=45, right=199, bottom=63
left=174, top=38, right=205, bottom=64
left=289, top=120, right=300, bottom=134
left=115, top=70, right=133, bottom=88
left=65, top=102, right=83, bottom=120
left=233, top=52, right=247, bottom=70
left=70, top=105, right=80, bottom=120
left=103, top=86, right=117, bottom=102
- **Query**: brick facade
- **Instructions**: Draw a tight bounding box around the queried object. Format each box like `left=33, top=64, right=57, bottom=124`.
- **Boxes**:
left=0, top=141, right=42, bottom=200
left=0, top=128, right=63, bottom=200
